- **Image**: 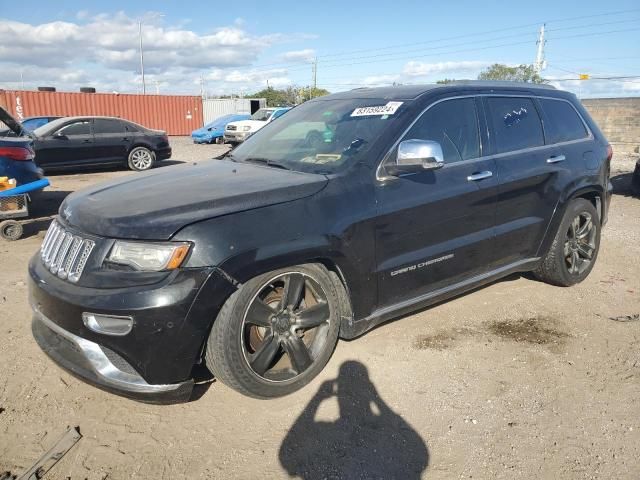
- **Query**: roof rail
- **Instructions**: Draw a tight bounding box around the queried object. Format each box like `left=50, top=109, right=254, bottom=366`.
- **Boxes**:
left=444, top=80, right=556, bottom=90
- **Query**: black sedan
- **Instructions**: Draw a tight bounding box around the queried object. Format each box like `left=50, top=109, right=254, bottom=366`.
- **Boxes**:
left=32, top=116, right=172, bottom=172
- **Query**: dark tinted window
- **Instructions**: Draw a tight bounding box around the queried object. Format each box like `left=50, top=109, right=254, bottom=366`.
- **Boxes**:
left=539, top=98, right=588, bottom=144
left=58, top=121, right=91, bottom=136
left=404, top=97, right=480, bottom=163
left=486, top=97, right=544, bottom=153
left=124, top=122, right=141, bottom=132
left=94, top=119, right=125, bottom=134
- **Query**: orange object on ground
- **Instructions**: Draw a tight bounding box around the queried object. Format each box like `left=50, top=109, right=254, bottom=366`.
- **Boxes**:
left=0, top=177, right=16, bottom=191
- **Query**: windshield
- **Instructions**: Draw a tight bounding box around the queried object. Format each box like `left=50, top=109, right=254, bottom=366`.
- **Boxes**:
left=229, top=98, right=406, bottom=174
left=251, top=109, right=275, bottom=122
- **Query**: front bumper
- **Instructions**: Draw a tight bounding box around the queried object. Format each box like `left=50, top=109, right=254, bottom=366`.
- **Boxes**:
left=224, top=131, right=249, bottom=143
left=29, top=254, right=238, bottom=403
left=32, top=306, right=194, bottom=403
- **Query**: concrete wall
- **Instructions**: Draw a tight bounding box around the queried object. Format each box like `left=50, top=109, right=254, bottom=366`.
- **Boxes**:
left=582, top=97, right=640, bottom=153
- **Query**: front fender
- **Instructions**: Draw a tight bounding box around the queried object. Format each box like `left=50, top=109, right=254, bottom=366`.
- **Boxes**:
left=173, top=178, right=377, bottom=320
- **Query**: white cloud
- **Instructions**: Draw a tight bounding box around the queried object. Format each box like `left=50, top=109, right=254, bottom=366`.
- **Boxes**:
left=280, top=49, right=315, bottom=63
left=403, top=60, right=492, bottom=77
left=0, top=12, right=313, bottom=94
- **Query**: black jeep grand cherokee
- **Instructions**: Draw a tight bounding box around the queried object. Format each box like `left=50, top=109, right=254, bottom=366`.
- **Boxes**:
left=29, top=82, right=612, bottom=402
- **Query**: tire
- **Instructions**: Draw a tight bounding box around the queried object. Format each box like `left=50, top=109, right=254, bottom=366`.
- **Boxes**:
left=205, top=263, right=341, bottom=398
left=215, top=136, right=225, bottom=145
left=534, top=198, right=600, bottom=287
left=632, top=167, right=640, bottom=196
left=0, top=220, right=23, bottom=241
left=127, top=147, right=155, bottom=171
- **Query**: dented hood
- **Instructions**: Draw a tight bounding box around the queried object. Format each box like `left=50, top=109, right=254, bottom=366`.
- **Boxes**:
left=59, top=160, right=328, bottom=240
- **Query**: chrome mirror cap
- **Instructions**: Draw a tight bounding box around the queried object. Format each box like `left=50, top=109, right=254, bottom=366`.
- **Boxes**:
left=385, top=139, right=444, bottom=177
left=397, top=139, right=444, bottom=169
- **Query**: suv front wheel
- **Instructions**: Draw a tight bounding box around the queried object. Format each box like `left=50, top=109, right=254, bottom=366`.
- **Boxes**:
left=534, top=198, right=601, bottom=286
left=205, top=264, right=341, bottom=398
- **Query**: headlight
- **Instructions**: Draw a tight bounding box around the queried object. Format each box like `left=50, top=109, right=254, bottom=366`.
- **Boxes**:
left=106, top=241, right=191, bottom=271
left=242, top=126, right=252, bottom=132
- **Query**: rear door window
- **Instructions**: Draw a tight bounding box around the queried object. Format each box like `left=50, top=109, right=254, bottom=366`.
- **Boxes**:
left=538, top=98, right=589, bottom=144
left=486, top=97, right=544, bottom=153
left=93, top=119, right=125, bottom=134
left=403, top=97, right=480, bottom=163
left=58, top=121, right=91, bottom=136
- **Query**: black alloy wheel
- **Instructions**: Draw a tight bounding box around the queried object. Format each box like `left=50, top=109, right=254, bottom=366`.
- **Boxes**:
left=564, top=212, right=597, bottom=276
left=242, top=272, right=332, bottom=382
left=205, top=264, right=341, bottom=398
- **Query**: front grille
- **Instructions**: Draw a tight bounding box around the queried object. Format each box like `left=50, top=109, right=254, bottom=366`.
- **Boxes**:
left=40, top=220, right=95, bottom=283
left=226, top=124, right=237, bottom=131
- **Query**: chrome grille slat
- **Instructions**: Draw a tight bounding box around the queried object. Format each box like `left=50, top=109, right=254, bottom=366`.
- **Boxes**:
left=42, top=223, right=61, bottom=263
left=40, top=220, right=95, bottom=283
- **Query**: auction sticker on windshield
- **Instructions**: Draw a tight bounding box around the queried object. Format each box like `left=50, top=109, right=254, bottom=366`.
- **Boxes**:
left=351, top=101, right=403, bottom=117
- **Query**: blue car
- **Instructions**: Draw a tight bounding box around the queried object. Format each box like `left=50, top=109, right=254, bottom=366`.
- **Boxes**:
left=192, top=114, right=250, bottom=144
left=0, top=116, right=62, bottom=137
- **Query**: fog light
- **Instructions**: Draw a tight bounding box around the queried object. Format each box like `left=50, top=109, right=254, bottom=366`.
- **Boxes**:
left=82, top=312, right=133, bottom=336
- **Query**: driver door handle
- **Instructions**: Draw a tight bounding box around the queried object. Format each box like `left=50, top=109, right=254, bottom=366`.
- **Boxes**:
left=467, top=171, right=493, bottom=182
left=546, top=155, right=566, bottom=164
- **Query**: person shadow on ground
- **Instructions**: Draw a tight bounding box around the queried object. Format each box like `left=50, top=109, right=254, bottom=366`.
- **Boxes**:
left=279, top=360, right=429, bottom=480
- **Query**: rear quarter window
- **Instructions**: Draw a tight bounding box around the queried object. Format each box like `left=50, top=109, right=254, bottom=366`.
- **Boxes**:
left=539, top=98, right=589, bottom=144
left=486, top=97, right=544, bottom=154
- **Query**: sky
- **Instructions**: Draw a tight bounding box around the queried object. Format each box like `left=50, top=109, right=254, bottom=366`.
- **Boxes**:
left=0, top=0, right=639, bottom=98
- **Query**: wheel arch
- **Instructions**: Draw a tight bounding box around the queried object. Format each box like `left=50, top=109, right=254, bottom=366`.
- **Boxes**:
left=128, top=143, right=155, bottom=154
left=537, top=183, right=604, bottom=258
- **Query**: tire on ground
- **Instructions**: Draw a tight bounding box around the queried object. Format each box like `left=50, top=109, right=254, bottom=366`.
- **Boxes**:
left=534, top=198, right=600, bottom=287
left=205, top=263, right=342, bottom=399
left=127, top=146, right=156, bottom=171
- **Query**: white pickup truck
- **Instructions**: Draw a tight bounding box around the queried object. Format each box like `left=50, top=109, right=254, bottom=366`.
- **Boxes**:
left=224, top=107, right=290, bottom=144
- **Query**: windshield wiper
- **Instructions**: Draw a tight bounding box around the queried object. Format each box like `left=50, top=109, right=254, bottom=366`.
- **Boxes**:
left=243, top=157, right=291, bottom=170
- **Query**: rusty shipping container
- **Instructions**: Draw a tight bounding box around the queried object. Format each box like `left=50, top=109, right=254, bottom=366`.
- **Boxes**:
left=0, top=90, right=203, bottom=136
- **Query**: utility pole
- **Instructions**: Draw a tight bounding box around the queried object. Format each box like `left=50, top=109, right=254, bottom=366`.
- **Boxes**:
left=199, top=76, right=205, bottom=98
left=138, top=20, right=146, bottom=94
left=312, top=57, right=317, bottom=89
left=534, top=24, right=547, bottom=74
left=137, top=13, right=164, bottom=95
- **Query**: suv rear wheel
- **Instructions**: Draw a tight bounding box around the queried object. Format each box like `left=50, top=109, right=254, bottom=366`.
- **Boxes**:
left=205, top=264, right=340, bottom=398
left=534, top=198, right=600, bottom=286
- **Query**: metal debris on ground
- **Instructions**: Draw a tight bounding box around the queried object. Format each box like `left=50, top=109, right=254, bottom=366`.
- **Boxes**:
left=16, top=427, right=82, bottom=480
left=609, top=314, right=640, bottom=322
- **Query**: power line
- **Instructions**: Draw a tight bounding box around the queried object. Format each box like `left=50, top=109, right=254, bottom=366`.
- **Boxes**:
left=240, top=8, right=640, bottom=72
left=237, top=23, right=639, bottom=79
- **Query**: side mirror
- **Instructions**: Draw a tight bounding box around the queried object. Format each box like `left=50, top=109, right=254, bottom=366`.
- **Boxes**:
left=386, top=139, right=444, bottom=176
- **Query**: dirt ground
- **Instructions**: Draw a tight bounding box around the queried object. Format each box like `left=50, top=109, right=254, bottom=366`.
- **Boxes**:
left=1, top=137, right=639, bottom=479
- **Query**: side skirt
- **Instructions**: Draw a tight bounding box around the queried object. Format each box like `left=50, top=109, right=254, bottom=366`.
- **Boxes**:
left=339, top=257, right=540, bottom=339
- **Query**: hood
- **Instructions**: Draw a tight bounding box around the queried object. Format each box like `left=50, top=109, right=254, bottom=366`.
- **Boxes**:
left=192, top=125, right=220, bottom=135
left=59, top=160, right=328, bottom=240
left=0, top=106, right=27, bottom=137
left=227, top=119, right=266, bottom=131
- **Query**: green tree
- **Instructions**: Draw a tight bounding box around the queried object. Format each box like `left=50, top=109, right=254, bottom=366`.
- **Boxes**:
left=477, top=64, right=547, bottom=84
left=247, top=86, right=330, bottom=106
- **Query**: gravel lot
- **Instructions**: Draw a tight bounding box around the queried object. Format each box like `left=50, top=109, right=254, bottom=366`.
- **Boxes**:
left=1, top=137, right=639, bottom=479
